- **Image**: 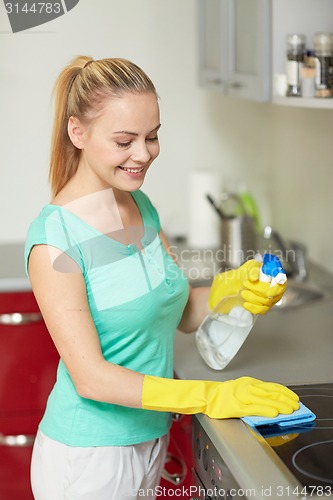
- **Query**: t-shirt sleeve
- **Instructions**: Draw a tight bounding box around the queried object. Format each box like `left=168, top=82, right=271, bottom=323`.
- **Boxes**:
left=24, top=208, right=84, bottom=276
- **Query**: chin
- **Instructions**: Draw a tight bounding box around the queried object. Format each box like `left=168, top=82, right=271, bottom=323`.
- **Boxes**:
left=125, top=177, right=146, bottom=192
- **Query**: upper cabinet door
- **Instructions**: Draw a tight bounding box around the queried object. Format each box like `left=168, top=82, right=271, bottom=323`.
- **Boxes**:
left=198, top=0, right=229, bottom=90
left=198, top=0, right=271, bottom=101
left=228, top=0, right=271, bottom=100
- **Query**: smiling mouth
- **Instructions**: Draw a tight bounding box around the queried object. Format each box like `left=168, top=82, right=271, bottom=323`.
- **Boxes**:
left=118, top=166, right=144, bottom=174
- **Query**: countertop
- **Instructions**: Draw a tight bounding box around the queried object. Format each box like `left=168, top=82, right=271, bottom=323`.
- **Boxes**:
left=0, top=243, right=30, bottom=292
left=174, top=262, right=333, bottom=499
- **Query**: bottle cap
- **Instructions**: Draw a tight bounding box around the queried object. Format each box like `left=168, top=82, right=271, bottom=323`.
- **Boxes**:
left=313, top=32, right=333, bottom=56
left=286, top=34, right=306, bottom=50
left=261, top=254, right=286, bottom=282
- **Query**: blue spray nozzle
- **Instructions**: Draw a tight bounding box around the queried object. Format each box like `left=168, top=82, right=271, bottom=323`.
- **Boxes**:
left=262, top=253, right=285, bottom=278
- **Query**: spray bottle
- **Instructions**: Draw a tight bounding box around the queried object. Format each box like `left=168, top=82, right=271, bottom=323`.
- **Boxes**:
left=196, top=254, right=287, bottom=370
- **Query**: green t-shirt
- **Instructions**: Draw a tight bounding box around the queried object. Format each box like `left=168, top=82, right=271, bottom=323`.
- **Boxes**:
left=24, top=190, right=189, bottom=446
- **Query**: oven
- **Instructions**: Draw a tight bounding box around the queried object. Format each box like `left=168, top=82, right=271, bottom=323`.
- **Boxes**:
left=192, top=384, right=333, bottom=500
left=192, top=416, right=244, bottom=500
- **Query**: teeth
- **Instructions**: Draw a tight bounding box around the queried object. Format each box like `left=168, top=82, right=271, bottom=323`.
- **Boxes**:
left=121, top=167, right=144, bottom=173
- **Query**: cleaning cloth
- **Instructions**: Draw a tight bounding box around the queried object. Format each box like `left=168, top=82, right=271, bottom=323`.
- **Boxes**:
left=241, top=402, right=316, bottom=428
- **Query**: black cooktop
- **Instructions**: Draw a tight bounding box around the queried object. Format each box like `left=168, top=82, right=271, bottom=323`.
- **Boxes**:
left=259, top=383, right=333, bottom=496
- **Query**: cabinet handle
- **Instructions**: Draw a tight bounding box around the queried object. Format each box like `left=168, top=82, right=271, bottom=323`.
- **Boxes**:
left=0, top=312, right=43, bottom=325
left=209, top=78, right=224, bottom=84
left=206, top=78, right=227, bottom=86
left=162, top=452, right=187, bottom=486
left=172, top=413, right=182, bottom=422
left=206, top=79, right=245, bottom=90
left=226, top=80, right=245, bottom=89
left=0, top=433, right=35, bottom=446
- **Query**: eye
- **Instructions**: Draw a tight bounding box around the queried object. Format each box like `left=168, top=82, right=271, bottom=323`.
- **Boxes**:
left=116, top=141, right=132, bottom=148
left=146, top=136, right=158, bottom=143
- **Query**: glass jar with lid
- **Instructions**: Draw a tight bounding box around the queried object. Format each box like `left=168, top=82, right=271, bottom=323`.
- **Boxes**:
left=286, top=34, right=306, bottom=97
left=313, top=32, right=333, bottom=98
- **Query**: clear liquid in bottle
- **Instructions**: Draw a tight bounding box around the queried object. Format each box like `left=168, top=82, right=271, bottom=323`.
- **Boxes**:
left=196, top=254, right=287, bottom=370
left=196, top=303, right=255, bottom=370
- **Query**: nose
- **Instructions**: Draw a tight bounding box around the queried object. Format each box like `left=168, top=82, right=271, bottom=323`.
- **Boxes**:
left=131, top=140, right=153, bottom=163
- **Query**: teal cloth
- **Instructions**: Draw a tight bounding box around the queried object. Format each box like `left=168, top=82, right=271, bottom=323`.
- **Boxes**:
left=24, top=190, right=190, bottom=447
left=241, top=402, right=316, bottom=428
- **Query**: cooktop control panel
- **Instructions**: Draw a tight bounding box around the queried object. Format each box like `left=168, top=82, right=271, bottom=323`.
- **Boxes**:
left=192, top=416, right=244, bottom=500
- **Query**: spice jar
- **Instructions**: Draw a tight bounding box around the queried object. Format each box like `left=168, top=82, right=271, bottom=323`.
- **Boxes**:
left=313, top=32, right=333, bottom=98
left=301, top=50, right=316, bottom=98
left=286, top=34, right=306, bottom=97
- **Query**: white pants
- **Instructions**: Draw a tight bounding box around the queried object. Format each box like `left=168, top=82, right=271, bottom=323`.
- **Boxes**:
left=31, top=430, right=169, bottom=500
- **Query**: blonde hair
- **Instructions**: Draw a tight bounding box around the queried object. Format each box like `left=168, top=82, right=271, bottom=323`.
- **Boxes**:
left=49, top=56, right=158, bottom=197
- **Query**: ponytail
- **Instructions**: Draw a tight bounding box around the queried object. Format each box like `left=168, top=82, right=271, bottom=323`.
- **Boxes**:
left=49, top=56, right=92, bottom=198
left=49, top=55, right=157, bottom=198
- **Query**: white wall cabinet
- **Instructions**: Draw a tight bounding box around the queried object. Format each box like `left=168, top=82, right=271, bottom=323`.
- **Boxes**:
left=198, top=0, right=271, bottom=101
left=198, top=0, right=333, bottom=108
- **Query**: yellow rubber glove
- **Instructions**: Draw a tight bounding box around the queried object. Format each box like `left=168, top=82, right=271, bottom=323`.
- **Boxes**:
left=208, top=260, right=287, bottom=315
left=142, top=375, right=299, bottom=419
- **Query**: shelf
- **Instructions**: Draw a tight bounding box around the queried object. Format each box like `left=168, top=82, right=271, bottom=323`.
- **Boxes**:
left=272, top=96, right=333, bottom=109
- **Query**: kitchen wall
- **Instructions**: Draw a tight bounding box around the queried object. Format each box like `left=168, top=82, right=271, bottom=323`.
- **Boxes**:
left=1, top=1, right=333, bottom=271
left=203, top=96, right=333, bottom=272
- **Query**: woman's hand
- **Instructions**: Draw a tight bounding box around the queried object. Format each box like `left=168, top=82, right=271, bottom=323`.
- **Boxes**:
left=208, top=260, right=287, bottom=315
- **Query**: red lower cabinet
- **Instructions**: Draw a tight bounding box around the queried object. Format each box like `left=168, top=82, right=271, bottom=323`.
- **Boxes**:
left=0, top=291, right=59, bottom=499
left=159, top=414, right=194, bottom=500
left=0, top=443, right=34, bottom=499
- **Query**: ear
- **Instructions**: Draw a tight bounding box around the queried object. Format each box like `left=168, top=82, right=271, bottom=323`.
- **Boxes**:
left=68, top=116, right=85, bottom=149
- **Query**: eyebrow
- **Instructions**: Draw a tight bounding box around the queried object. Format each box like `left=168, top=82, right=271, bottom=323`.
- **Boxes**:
left=113, top=124, right=161, bottom=136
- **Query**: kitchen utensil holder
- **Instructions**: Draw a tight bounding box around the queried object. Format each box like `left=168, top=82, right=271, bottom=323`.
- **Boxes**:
left=218, top=193, right=258, bottom=268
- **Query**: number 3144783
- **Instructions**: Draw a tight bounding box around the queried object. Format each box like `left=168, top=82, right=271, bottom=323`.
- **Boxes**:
left=5, top=3, right=62, bottom=14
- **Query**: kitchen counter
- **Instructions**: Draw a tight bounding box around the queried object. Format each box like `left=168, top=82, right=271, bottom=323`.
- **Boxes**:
left=0, top=243, right=30, bottom=292
left=174, top=262, right=333, bottom=499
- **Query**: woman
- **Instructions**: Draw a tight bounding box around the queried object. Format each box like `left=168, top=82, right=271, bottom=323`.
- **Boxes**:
left=25, top=56, right=299, bottom=499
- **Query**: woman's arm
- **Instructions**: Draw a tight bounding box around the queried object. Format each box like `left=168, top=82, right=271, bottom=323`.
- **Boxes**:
left=159, top=230, right=210, bottom=333
left=28, top=244, right=144, bottom=407
left=177, top=286, right=210, bottom=333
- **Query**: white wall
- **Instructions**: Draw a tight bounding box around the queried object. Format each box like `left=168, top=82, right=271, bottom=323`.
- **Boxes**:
left=0, top=0, right=215, bottom=241
left=270, top=105, right=333, bottom=269
left=1, top=0, right=333, bottom=271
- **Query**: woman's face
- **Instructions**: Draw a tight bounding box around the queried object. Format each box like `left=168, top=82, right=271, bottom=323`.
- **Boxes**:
left=70, top=91, right=161, bottom=193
